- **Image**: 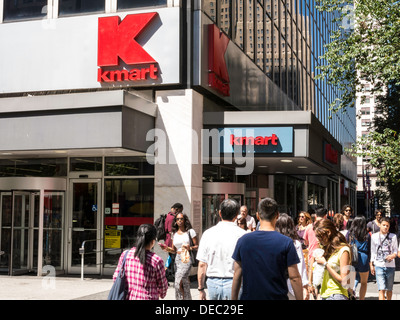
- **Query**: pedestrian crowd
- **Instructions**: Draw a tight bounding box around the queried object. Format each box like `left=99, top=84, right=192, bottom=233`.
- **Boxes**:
left=111, top=199, right=400, bottom=300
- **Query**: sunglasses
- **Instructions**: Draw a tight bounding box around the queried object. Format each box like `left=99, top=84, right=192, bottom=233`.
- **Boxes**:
left=176, top=218, right=184, bottom=221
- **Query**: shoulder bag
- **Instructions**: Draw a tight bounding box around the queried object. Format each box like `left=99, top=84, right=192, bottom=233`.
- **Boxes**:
left=188, top=230, right=198, bottom=267
left=108, top=250, right=130, bottom=300
left=349, top=235, right=358, bottom=266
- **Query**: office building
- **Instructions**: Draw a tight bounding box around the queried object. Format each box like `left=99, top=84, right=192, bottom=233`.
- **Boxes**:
left=0, top=0, right=356, bottom=276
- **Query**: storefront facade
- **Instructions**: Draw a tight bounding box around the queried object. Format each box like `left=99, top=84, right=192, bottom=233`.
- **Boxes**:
left=0, top=1, right=356, bottom=276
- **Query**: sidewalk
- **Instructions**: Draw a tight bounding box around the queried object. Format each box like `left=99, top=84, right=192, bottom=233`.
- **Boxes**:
left=0, top=271, right=400, bottom=300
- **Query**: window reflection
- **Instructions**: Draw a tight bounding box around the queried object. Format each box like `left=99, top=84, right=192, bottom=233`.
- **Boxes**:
left=201, top=0, right=356, bottom=144
left=59, top=0, right=105, bottom=16
left=117, top=0, right=167, bottom=10
left=4, top=0, right=47, bottom=21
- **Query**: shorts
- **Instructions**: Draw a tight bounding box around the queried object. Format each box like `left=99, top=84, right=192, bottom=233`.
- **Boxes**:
left=322, top=294, right=348, bottom=300
left=375, top=266, right=395, bottom=291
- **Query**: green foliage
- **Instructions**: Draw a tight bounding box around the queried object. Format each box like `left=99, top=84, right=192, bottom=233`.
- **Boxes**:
left=353, top=128, right=400, bottom=184
left=315, top=0, right=400, bottom=113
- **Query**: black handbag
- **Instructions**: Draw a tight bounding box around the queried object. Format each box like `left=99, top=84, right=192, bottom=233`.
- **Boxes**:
left=108, top=250, right=130, bottom=300
left=188, top=231, right=198, bottom=267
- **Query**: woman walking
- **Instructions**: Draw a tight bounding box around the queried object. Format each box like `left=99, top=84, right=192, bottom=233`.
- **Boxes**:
left=296, top=211, right=311, bottom=249
left=347, top=216, right=370, bottom=300
left=276, top=213, right=309, bottom=299
left=112, top=224, right=168, bottom=300
left=314, top=219, right=352, bottom=300
left=162, top=213, right=198, bottom=300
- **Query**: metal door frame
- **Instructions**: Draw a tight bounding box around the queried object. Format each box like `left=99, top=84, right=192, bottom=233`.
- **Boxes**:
left=0, top=177, right=66, bottom=276
left=10, top=191, right=38, bottom=275
left=67, top=178, right=102, bottom=275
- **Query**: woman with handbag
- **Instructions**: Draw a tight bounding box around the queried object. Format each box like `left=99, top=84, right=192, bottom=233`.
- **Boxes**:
left=347, top=216, right=370, bottom=300
left=161, top=213, right=198, bottom=300
left=112, top=224, right=168, bottom=300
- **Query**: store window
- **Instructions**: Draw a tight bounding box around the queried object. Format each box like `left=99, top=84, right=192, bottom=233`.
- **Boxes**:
left=59, top=0, right=105, bottom=16
left=103, top=178, right=154, bottom=267
left=274, top=175, right=286, bottom=212
left=70, top=157, right=102, bottom=172
left=117, top=0, right=167, bottom=10
left=105, top=157, right=154, bottom=176
left=0, top=158, right=67, bottom=177
left=3, top=0, right=47, bottom=21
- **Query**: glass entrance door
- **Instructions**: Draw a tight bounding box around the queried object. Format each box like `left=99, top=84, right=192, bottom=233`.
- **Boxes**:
left=68, top=179, right=101, bottom=274
left=202, top=182, right=246, bottom=233
left=0, top=192, right=38, bottom=275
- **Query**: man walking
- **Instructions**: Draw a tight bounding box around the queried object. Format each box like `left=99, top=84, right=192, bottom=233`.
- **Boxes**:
left=231, top=197, right=303, bottom=300
left=197, top=199, right=246, bottom=300
left=164, top=203, right=183, bottom=247
left=236, top=205, right=256, bottom=231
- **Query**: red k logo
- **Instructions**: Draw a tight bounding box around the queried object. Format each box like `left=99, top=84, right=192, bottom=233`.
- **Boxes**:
left=98, top=12, right=158, bottom=67
left=208, top=24, right=230, bottom=96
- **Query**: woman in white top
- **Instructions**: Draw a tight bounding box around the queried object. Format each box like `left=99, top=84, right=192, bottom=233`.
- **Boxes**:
left=275, top=213, right=309, bottom=300
left=162, top=213, right=198, bottom=300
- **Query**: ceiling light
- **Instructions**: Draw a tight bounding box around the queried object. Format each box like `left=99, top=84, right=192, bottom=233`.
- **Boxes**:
left=297, top=166, right=308, bottom=169
left=280, top=159, right=293, bottom=163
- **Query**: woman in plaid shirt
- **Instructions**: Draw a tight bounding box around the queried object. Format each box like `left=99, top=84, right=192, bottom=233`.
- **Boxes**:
left=113, top=224, right=168, bottom=300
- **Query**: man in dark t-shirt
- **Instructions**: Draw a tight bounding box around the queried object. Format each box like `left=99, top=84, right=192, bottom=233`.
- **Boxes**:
left=232, top=198, right=303, bottom=300
left=164, top=203, right=183, bottom=247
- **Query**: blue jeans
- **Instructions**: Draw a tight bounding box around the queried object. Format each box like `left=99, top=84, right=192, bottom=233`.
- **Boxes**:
left=375, top=266, right=395, bottom=291
left=206, top=278, right=234, bottom=300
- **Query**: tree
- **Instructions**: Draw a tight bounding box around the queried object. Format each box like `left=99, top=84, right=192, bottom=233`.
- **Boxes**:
left=316, top=0, right=400, bottom=211
left=316, top=0, right=400, bottom=114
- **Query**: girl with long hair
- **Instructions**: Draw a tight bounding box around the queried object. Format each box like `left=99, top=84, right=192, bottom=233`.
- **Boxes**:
left=347, top=216, right=370, bottom=300
left=162, top=213, right=199, bottom=300
left=296, top=211, right=311, bottom=248
left=276, top=214, right=309, bottom=299
left=313, top=219, right=352, bottom=300
left=112, top=224, right=168, bottom=300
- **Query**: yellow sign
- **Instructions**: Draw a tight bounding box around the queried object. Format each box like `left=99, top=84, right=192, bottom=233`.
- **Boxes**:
left=105, top=230, right=121, bottom=249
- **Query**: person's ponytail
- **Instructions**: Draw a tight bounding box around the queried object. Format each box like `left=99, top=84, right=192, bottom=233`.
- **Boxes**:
left=134, top=224, right=157, bottom=265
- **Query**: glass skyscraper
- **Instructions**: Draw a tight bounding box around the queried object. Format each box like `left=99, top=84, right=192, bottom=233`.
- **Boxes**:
left=202, top=0, right=356, bottom=153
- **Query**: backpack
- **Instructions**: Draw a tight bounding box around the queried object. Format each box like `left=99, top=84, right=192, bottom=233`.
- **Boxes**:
left=154, top=214, right=167, bottom=241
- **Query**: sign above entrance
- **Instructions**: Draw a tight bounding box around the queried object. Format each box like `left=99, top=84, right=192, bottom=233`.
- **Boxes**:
left=208, top=24, right=230, bottom=96
left=98, top=12, right=159, bottom=83
left=220, top=127, right=293, bottom=154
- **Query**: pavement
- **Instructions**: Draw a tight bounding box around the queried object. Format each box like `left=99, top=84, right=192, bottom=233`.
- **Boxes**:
left=0, top=271, right=400, bottom=300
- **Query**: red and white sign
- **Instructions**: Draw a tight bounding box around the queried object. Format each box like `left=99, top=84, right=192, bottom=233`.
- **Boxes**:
left=208, top=24, right=230, bottom=96
left=324, top=142, right=338, bottom=165
left=97, top=12, right=159, bottom=83
left=230, top=134, right=279, bottom=146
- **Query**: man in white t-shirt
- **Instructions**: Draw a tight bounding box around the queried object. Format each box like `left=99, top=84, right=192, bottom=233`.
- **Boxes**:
left=197, top=199, right=246, bottom=300
left=236, top=205, right=256, bottom=231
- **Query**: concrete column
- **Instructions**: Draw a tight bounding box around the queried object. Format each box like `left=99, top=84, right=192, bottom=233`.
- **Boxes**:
left=153, top=89, right=203, bottom=235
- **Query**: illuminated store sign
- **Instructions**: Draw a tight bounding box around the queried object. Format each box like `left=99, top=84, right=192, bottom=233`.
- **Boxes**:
left=97, top=12, right=159, bottom=83
left=220, top=127, right=293, bottom=153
